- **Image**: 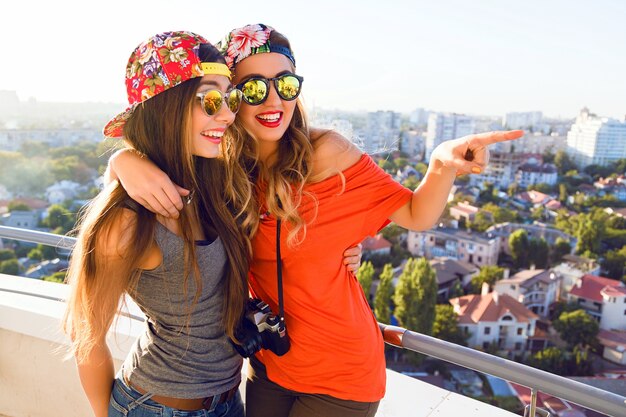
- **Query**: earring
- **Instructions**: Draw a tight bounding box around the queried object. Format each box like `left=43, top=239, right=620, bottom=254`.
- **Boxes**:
left=184, top=190, right=195, bottom=205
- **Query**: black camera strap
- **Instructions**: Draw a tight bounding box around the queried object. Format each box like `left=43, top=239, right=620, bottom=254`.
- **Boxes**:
left=276, top=216, right=286, bottom=329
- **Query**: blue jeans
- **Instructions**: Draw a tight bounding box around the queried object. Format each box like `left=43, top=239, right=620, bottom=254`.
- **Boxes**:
left=108, top=378, right=244, bottom=417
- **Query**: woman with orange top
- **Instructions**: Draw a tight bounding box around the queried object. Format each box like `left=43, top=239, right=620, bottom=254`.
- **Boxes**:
left=108, top=24, right=523, bottom=417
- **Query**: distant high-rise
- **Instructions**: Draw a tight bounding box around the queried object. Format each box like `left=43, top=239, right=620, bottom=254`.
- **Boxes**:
left=566, top=108, right=626, bottom=167
left=363, top=110, right=401, bottom=153
left=409, top=108, right=430, bottom=127
left=425, top=113, right=474, bottom=160
left=503, top=111, right=542, bottom=130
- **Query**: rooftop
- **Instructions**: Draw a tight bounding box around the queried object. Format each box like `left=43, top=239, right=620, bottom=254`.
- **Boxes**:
left=450, top=292, right=539, bottom=324
left=570, top=274, right=625, bottom=303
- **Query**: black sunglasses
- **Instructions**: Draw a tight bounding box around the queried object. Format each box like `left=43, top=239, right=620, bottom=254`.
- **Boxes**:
left=235, top=73, right=304, bottom=106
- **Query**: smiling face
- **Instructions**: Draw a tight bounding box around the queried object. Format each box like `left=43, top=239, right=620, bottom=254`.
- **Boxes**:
left=232, top=53, right=298, bottom=152
left=191, top=74, right=237, bottom=159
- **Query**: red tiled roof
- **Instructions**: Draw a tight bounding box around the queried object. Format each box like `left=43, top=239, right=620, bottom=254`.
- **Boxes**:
left=570, top=274, right=625, bottom=303
left=361, top=234, right=392, bottom=251
left=602, top=286, right=626, bottom=297
left=545, top=199, right=562, bottom=210
left=518, top=190, right=550, bottom=204
left=0, top=198, right=49, bottom=210
left=450, top=292, right=539, bottom=324
left=451, top=203, right=479, bottom=215
left=598, top=329, right=626, bottom=350
left=510, top=384, right=585, bottom=416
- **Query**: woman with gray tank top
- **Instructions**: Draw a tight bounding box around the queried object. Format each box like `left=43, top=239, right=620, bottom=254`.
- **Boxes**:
left=62, top=31, right=254, bottom=417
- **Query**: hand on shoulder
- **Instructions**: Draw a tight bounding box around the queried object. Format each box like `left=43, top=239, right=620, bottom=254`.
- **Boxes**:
left=310, top=128, right=363, bottom=179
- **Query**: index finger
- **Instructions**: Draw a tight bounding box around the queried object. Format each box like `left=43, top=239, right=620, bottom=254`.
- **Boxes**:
left=469, top=130, right=524, bottom=147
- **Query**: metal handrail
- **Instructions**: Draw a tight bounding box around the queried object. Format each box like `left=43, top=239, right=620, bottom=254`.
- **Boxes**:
left=2, top=227, right=626, bottom=416
left=380, top=323, right=626, bottom=417
left=0, top=225, right=76, bottom=250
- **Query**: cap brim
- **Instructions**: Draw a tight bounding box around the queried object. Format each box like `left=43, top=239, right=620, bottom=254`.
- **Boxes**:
left=103, top=107, right=134, bottom=139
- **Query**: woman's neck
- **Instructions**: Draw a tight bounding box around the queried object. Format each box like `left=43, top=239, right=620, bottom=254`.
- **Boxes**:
left=257, top=140, right=279, bottom=167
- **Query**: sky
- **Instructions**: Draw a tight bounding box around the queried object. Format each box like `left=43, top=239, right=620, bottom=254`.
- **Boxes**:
left=2, top=0, right=625, bottom=119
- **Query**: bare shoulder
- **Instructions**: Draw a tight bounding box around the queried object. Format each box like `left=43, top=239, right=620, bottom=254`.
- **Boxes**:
left=310, top=128, right=363, bottom=178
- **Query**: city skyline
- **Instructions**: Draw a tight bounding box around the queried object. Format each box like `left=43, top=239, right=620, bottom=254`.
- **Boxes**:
left=2, top=0, right=625, bottom=119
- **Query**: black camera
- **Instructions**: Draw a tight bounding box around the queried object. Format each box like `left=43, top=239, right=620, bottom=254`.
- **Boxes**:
left=232, top=298, right=291, bottom=358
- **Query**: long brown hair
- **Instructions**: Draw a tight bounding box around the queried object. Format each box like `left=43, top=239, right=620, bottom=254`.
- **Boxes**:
left=64, top=45, right=256, bottom=362
left=232, top=30, right=316, bottom=247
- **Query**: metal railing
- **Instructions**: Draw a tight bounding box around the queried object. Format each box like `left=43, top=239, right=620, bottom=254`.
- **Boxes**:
left=0, top=225, right=76, bottom=250
left=380, top=323, right=626, bottom=417
left=2, top=226, right=626, bottom=417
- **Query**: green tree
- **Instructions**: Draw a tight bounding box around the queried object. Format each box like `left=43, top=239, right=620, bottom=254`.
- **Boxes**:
left=27, top=248, right=43, bottom=261
left=381, top=224, right=406, bottom=244
left=553, top=310, right=599, bottom=349
left=378, top=159, right=395, bottom=173
left=0, top=259, right=19, bottom=275
left=432, top=304, right=467, bottom=345
left=558, top=183, right=568, bottom=203
left=448, top=279, right=464, bottom=299
left=601, top=245, right=626, bottom=280
left=528, top=238, right=549, bottom=269
left=469, top=211, right=494, bottom=233
left=528, top=183, right=555, bottom=194
left=542, top=148, right=555, bottom=164
left=0, top=249, right=16, bottom=261
left=393, top=258, right=437, bottom=335
left=551, top=237, right=572, bottom=264
left=374, top=264, right=394, bottom=324
left=507, top=182, right=519, bottom=198
left=470, top=265, right=504, bottom=294
left=576, top=213, right=604, bottom=255
left=530, top=206, right=545, bottom=221
left=42, top=204, right=76, bottom=234
left=482, top=203, right=518, bottom=223
left=528, top=347, right=566, bottom=373
left=402, top=176, right=420, bottom=191
left=478, top=182, right=499, bottom=204
left=414, top=162, right=428, bottom=175
left=7, top=201, right=31, bottom=212
left=37, top=244, right=59, bottom=260
left=509, top=229, right=530, bottom=268
left=394, top=157, right=409, bottom=170
left=555, top=151, right=576, bottom=175
left=356, top=261, right=375, bottom=304
left=43, top=271, right=66, bottom=283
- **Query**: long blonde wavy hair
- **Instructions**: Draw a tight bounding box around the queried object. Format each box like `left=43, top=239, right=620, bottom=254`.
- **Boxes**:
left=231, top=30, right=316, bottom=247
left=63, top=46, right=257, bottom=363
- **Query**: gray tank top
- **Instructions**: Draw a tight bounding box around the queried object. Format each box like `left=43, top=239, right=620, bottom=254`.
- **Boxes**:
left=121, top=222, right=242, bottom=398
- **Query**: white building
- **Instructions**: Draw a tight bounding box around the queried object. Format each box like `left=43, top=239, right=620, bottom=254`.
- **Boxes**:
left=450, top=287, right=540, bottom=354
left=425, top=113, right=474, bottom=160
left=552, top=255, right=600, bottom=296
left=362, top=110, right=401, bottom=153
left=494, top=269, right=561, bottom=318
left=0, top=210, right=39, bottom=229
left=566, top=108, right=626, bottom=167
left=503, top=111, right=543, bottom=130
left=515, top=162, right=558, bottom=188
left=469, top=143, right=525, bottom=188
left=407, top=227, right=499, bottom=267
left=568, top=274, right=626, bottom=328
left=400, top=130, right=424, bottom=158
left=45, top=180, right=81, bottom=204
left=409, top=108, right=430, bottom=127
left=486, top=222, right=576, bottom=257
left=512, top=133, right=567, bottom=155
